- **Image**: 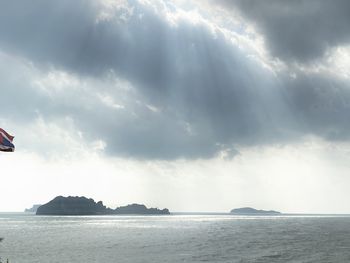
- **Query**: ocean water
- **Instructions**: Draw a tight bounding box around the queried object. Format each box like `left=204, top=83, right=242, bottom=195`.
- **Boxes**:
left=1, top=213, right=350, bottom=262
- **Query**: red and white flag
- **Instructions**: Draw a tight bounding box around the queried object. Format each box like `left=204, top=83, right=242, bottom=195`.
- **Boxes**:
left=0, top=128, right=15, bottom=152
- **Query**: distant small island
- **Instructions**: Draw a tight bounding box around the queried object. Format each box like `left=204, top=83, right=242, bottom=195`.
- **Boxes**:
left=36, top=196, right=170, bottom=215
left=230, top=207, right=281, bottom=215
left=24, top=204, right=42, bottom=213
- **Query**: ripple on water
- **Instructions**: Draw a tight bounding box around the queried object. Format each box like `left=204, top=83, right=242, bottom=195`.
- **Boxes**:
left=1, top=214, right=350, bottom=262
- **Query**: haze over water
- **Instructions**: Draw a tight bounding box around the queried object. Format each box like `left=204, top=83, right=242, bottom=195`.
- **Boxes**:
left=1, top=213, right=350, bottom=263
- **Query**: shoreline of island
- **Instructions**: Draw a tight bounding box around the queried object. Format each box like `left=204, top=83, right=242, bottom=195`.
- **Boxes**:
left=19, top=199, right=350, bottom=216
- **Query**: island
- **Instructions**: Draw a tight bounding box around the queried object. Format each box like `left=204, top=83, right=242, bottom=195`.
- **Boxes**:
left=24, top=204, right=42, bottom=213
left=230, top=207, right=281, bottom=215
left=115, top=203, right=170, bottom=215
left=36, top=196, right=170, bottom=215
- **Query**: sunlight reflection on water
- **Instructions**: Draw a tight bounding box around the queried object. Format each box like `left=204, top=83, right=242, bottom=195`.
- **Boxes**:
left=1, top=213, right=350, bottom=262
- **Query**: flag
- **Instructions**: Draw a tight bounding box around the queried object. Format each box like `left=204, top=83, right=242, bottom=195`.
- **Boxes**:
left=0, top=128, right=15, bottom=152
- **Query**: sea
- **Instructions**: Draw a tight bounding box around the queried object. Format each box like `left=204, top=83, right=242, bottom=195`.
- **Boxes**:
left=1, top=213, right=350, bottom=263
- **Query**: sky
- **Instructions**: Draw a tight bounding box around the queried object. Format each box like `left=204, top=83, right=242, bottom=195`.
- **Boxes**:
left=1, top=0, right=350, bottom=213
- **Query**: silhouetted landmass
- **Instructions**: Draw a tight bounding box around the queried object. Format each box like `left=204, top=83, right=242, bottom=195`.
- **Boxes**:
left=230, top=207, right=281, bottom=215
left=115, top=203, right=170, bottom=215
left=36, top=196, right=170, bottom=215
left=36, top=196, right=111, bottom=215
left=24, top=204, right=42, bottom=213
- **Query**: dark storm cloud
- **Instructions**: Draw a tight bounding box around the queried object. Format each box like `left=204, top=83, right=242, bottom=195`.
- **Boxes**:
left=1, top=0, right=350, bottom=159
left=286, top=73, right=350, bottom=141
left=214, top=0, right=350, bottom=62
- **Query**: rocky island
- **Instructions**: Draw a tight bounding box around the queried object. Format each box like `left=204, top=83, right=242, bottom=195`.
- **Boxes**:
left=230, top=207, right=281, bottom=215
left=24, top=204, right=42, bottom=213
left=36, top=196, right=170, bottom=215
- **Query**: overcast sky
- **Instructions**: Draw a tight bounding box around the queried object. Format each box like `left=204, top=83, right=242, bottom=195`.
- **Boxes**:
left=1, top=0, right=350, bottom=213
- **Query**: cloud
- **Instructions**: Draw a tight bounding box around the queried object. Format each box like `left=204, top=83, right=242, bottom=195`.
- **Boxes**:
left=213, top=0, right=350, bottom=63
left=1, top=0, right=350, bottom=160
left=286, top=71, right=350, bottom=141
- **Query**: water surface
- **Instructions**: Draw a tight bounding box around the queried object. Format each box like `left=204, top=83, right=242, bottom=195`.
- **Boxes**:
left=1, top=213, right=350, bottom=262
